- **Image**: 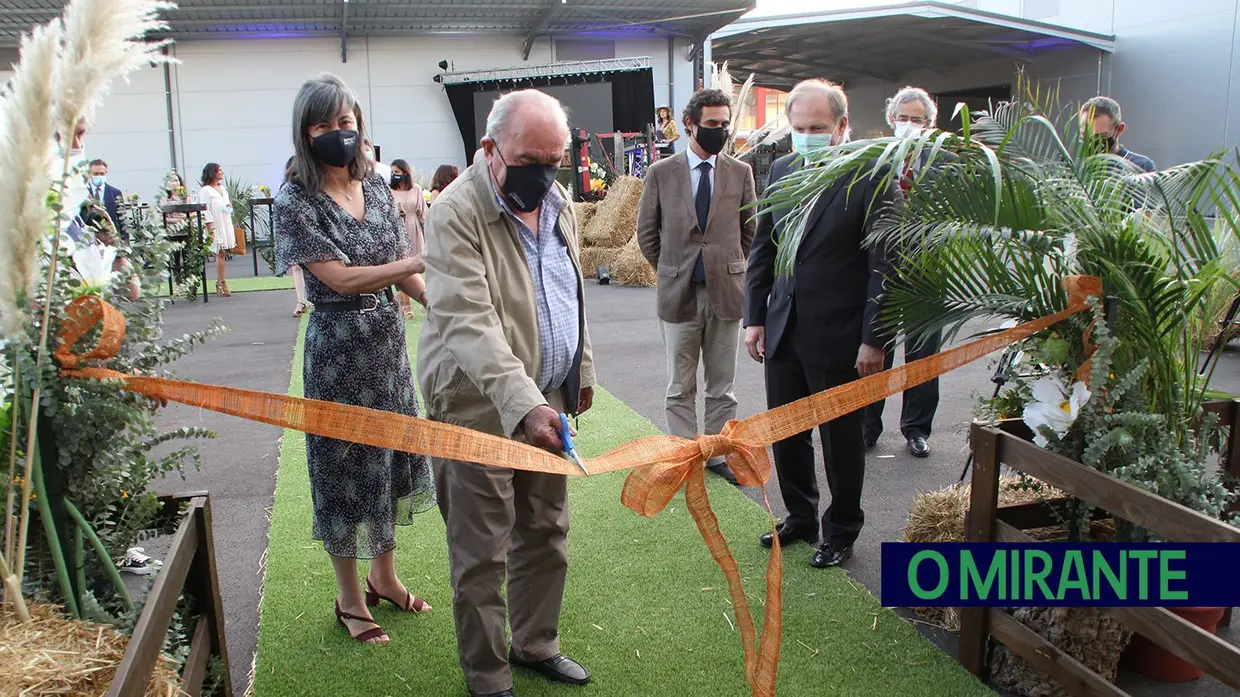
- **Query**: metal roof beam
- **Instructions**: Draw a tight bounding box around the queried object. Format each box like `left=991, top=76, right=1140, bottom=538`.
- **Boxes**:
left=523, top=0, right=560, bottom=61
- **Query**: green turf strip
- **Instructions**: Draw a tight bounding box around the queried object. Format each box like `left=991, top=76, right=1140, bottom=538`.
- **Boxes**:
left=151, top=274, right=295, bottom=298
left=252, top=316, right=991, bottom=697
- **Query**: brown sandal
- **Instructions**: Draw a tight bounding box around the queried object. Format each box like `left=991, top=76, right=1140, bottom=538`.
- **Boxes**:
left=215, top=280, right=232, bottom=297
left=335, top=600, right=388, bottom=643
left=365, top=578, right=431, bottom=613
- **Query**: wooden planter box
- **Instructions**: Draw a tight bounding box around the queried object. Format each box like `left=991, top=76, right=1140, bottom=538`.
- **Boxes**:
left=107, top=491, right=232, bottom=697
left=958, top=399, right=1240, bottom=696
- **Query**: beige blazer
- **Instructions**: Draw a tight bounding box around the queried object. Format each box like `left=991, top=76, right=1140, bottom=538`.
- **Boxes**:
left=636, top=151, right=758, bottom=323
left=417, top=163, right=595, bottom=439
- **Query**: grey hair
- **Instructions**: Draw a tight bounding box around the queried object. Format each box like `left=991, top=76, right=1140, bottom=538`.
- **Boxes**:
left=484, top=89, right=571, bottom=144
left=1080, top=95, right=1122, bottom=123
left=288, top=73, right=371, bottom=195
left=885, top=86, right=937, bottom=127
left=785, top=79, right=849, bottom=122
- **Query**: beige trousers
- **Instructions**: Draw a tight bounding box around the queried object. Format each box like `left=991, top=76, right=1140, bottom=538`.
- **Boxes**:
left=434, top=390, right=569, bottom=695
left=661, top=283, right=741, bottom=446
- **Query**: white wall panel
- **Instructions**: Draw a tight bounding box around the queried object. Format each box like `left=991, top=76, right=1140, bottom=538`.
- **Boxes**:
left=82, top=65, right=171, bottom=203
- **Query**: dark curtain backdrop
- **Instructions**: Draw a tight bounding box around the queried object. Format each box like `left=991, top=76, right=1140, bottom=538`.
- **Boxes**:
left=441, top=67, right=655, bottom=162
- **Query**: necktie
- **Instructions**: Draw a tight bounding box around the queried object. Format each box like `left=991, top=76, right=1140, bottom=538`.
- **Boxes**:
left=694, top=161, right=711, bottom=282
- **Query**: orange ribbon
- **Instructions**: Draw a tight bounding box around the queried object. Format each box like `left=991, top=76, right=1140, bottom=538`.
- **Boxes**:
left=55, top=276, right=1101, bottom=697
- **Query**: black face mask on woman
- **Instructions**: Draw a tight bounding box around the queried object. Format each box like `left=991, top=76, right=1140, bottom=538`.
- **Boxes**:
left=390, top=173, right=405, bottom=188
left=310, top=129, right=359, bottom=168
left=496, top=146, right=558, bottom=212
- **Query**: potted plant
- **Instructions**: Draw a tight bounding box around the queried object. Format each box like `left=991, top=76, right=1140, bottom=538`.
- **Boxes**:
left=224, top=175, right=255, bottom=257
left=758, top=83, right=1240, bottom=693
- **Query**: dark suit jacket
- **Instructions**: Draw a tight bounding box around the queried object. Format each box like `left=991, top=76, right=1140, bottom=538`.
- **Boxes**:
left=637, top=151, right=758, bottom=323
left=745, top=153, right=896, bottom=370
left=91, top=183, right=126, bottom=240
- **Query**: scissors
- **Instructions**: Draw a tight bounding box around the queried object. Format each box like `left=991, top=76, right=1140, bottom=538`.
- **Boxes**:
left=559, top=413, right=589, bottom=475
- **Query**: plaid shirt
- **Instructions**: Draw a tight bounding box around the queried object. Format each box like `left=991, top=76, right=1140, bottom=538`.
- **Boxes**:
left=493, top=182, right=581, bottom=394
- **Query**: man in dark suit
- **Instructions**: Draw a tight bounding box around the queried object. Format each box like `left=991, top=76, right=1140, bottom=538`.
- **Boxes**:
left=863, top=86, right=942, bottom=458
left=88, top=159, right=126, bottom=240
left=744, top=79, right=895, bottom=568
left=638, top=88, right=758, bottom=485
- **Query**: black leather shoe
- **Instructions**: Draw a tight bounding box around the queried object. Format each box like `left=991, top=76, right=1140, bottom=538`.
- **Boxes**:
left=810, top=543, right=853, bottom=568
left=907, top=436, right=930, bottom=458
left=759, top=522, right=818, bottom=549
left=468, top=690, right=514, bottom=697
left=864, top=430, right=880, bottom=449
left=706, top=462, right=740, bottom=486
left=509, top=650, right=590, bottom=686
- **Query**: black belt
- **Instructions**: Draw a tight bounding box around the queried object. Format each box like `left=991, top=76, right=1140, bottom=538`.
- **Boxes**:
left=314, top=287, right=396, bottom=314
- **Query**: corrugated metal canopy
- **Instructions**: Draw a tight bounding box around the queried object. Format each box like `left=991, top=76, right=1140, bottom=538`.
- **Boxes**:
left=0, top=0, right=755, bottom=49
left=710, top=1, right=1115, bottom=89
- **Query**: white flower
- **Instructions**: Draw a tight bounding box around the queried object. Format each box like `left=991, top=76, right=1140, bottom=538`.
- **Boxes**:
left=71, top=242, right=116, bottom=294
left=1022, top=376, right=1091, bottom=446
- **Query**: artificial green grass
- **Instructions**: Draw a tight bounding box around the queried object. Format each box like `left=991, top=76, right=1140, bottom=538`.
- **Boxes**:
left=151, top=274, right=294, bottom=298
left=252, top=316, right=991, bottom=697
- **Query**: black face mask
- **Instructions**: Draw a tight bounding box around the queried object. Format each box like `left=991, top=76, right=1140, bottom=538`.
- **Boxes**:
left=496, top=147, right=558, bottom=212
left=310, top=129, right=359, bottom=168
left=1089, top=134, right=1117, bottom=154
left=693, top=124, right=728, bottom=156
left=390, top=173, right=405, bottom=188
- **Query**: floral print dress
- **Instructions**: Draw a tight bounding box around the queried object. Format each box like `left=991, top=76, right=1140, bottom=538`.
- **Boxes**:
left=274, top=173, right=435, bottom=559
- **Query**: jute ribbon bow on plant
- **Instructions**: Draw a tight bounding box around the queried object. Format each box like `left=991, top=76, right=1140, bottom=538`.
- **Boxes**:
left=54, top=276, right=1102, bottom=697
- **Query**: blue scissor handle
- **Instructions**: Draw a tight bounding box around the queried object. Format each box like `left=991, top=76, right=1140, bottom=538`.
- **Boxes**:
left=559, top=413, right=575, bottom=454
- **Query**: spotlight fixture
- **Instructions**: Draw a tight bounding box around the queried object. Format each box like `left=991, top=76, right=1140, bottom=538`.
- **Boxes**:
left=438, top=60, right=449, bottom=71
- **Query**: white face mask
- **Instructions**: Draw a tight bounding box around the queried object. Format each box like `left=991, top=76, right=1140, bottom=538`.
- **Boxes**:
left=893, top=121, right=923, bottom=140
left=791, top=131, right=835, bottom=153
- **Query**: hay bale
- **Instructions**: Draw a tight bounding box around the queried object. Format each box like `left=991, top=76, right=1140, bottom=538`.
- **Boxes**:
left=580, top=246, right=622, bottom=280
left=582, top=176, right=642, bottom=248
left=610, top=236, right=656, bottom=288
left=990, top=607, right=1131, bottom=697
left=0, top=602, right=181, bottom=696
left=572, top=202, right=598, bottom=235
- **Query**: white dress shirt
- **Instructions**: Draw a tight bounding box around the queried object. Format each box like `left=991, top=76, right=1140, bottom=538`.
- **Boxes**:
left=686, top=148, right=717, bottom=193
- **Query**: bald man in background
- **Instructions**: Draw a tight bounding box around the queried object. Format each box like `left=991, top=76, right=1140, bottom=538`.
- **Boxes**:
left=419, top=90, right=594, bottom=697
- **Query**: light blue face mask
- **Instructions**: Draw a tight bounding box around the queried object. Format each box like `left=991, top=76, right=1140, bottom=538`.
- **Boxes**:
left=90, top=175, right=106, bottom=188
left=791, top=131, right=834, bottom=153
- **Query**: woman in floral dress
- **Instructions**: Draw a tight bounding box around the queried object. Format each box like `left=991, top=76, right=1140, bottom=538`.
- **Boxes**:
left=275, top=73, right=435, bottom=645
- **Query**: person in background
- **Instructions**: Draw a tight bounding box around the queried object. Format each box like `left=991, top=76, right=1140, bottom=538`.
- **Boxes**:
left=275, top=73, right=433, bottom=646
left=863, top=86, right=942, bottom=459
left=1079, top=96, right=1155, bottom=172
left=198, top=162, right=236, bottom=297
left=637, top=88, right=757, bottom=486
left=655, top=105, right=679, bottom=157
left=88, top=159, right=126, bottom=240
left=279, top=155, right=311, bottom=317
left=745, top=79, right=895, bottom=568
left=388, top=158, right=428, bottom=319
left=363, top=137, right=393, bottom=181
left=429, top=163, right=460, bottom=204
left=159, top=171, right=189, bottom=231
left=419, top=89, right=594, bottom=697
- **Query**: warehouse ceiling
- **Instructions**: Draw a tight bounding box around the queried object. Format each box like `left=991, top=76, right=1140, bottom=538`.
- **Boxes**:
left=0, top=0, right=756, bottom=52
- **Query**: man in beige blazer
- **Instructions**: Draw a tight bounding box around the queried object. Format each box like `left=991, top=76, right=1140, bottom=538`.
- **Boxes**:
left=420, top=90, right=594, bottom=697
left=637, top=88, right=758, bottom=484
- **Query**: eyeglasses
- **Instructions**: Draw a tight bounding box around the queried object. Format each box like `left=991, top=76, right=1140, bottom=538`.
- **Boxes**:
left=894, top=115, right=931, bottom=126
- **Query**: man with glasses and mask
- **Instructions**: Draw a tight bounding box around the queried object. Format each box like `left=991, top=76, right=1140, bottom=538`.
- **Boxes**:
left=637, top=88, right=758, bottom=486
left=419, top=89, right=595, bottom=697
left=863, top=86, right=942, bottom=459
left=1079, top=96, right=1155, bottom=172
left=744, top=79, right=896, bottom=568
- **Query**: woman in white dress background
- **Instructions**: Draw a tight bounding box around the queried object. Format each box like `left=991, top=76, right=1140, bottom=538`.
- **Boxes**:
left=198, top=162, right=236, bottom=297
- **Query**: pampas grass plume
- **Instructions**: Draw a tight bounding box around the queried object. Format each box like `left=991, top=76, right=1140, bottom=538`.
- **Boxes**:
left=54, top=0, right=174, bottom=143
left=0, top=21, right=63, bottom=336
